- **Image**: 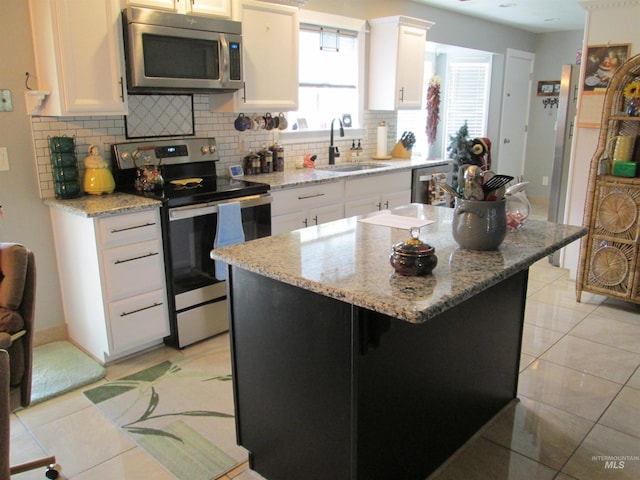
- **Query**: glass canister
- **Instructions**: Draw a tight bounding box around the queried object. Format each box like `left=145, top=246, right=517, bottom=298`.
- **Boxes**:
left=504, top=182, right=531, bottom=231
left=243, top=149, right=259, bottom=175
left=259, top=145, right=272, bottom=173
left=270, top=142, right=284, bottom=172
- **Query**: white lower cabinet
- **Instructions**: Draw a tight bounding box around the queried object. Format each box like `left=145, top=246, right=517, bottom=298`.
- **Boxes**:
left=50, top=207, right=170, bottom=364
left=271, top=181, right=344, bottom=234
left=345, top=171, right=412, bottom=217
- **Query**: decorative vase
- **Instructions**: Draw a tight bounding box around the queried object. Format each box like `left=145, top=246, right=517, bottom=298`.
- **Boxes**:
left=626, top=99, right=640, bottom=117
left=452, top=198, right=507, bottom=251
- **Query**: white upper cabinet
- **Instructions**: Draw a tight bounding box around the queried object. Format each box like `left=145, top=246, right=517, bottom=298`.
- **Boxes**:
left=28, top=0, right=128, bottom=116
left=124, top=0, right=232, bottom=18
left=211, top=0, right=298, bottom=112
left=368, top=16, right=434, bottom=111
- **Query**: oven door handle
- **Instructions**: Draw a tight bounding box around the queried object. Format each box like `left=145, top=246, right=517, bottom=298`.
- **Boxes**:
left=168, top=193, right=272, bottom=221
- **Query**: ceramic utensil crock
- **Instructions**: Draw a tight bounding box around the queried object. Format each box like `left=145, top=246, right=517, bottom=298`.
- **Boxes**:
left=452, top=198, right=507, bottom=250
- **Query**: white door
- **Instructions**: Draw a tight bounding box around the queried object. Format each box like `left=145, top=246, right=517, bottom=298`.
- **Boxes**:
left=498, top=49, right=534, bottom=178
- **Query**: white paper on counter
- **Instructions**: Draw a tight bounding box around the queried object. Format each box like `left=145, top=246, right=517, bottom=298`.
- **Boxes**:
left=358, top=214, right=434, bottom=229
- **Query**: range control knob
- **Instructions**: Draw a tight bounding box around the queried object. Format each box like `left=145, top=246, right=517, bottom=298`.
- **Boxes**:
left=201, top=145, right=210, bottom=154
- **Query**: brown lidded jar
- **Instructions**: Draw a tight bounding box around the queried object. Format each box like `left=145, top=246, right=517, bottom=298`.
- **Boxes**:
left=389, top=227, right=437, bottom=276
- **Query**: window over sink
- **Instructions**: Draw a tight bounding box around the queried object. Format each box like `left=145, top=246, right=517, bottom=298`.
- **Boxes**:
left=281, top=12, right=366, bottom=140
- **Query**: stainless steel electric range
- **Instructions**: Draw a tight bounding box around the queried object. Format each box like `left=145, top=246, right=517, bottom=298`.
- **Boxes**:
left=112, top=137, right=271, bottom=348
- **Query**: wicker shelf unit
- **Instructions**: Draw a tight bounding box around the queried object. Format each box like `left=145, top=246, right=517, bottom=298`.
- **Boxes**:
left=577, top=52, right=640, bottom=302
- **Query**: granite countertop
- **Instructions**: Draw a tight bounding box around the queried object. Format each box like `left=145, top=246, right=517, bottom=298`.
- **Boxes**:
left=43, top=158, right=449, bottom=217
left=44, top=192, right=162, bottom=218
left=246, top=158, right=450, bottom=190
left=211, top=204, right=587, bottom=323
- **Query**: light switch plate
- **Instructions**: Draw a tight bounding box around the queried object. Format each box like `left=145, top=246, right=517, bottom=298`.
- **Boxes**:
left=0, top=90, right=13, bottom=112
left=0, top=147, right=9, bottom=171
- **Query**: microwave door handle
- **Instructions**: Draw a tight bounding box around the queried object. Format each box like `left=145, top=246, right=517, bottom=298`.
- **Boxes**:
left=220, top=33, right=230, bottom=87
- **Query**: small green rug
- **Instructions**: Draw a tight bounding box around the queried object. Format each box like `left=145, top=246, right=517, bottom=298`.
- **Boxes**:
left=84, top=350, right=246, bottom=480
left=31, top=341, right=106, bottom=406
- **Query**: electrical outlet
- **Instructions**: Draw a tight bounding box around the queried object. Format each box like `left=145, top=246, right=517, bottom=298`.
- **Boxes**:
left=542, top=176, right=549, bottom=186
left=0, top=147, right=9, bottom=171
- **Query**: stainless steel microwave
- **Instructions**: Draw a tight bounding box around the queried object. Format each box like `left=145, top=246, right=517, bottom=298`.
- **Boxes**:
left=122, top=7, right=243, bottom=93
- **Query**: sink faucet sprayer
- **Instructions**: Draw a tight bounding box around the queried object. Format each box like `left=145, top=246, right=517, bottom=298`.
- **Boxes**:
left=329, top=118, right=344, bottom=165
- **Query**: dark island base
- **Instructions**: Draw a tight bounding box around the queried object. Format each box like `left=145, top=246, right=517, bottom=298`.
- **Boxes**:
left=228, top=267, right=528, bottom=480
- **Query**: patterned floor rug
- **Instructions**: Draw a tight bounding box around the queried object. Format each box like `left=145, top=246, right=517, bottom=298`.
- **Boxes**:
left=84, top=350, right=246, bottom=480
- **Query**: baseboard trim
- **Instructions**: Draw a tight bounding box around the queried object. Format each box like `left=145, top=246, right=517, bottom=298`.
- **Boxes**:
left=33, top=324, right=68, bottom=347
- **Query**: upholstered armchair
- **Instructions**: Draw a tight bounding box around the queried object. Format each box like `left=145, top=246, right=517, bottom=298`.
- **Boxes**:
left=0, top=243, right=61, bottom=478
left=0, top=242, right=36, bottom=411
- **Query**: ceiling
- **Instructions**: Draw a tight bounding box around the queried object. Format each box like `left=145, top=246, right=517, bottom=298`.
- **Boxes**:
left=411, top=0, right=586, bottom=33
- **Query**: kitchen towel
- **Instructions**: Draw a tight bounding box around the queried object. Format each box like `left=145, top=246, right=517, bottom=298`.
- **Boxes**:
left=213, top=202, right=245, bottom=280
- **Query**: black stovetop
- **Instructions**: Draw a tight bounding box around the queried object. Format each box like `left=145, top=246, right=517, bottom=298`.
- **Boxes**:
left=111, top=137, right=269, bottom=208
left=119, top=174, right=270, bottom=208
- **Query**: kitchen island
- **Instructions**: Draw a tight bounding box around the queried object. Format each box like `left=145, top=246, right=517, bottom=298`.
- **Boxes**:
left=211, top=204, right=587, bottom=479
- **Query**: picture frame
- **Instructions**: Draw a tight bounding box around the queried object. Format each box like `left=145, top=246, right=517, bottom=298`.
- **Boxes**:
left=578, top=43, right=631, bottom=128
left=581, top=43, right=630, bottom=93
left=537, top=81, right=560, bottom=96
left=229, top=165, right=244, bottom=178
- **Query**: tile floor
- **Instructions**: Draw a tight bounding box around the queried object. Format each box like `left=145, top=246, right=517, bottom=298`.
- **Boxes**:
left=9, top=202, right=640, bottom=479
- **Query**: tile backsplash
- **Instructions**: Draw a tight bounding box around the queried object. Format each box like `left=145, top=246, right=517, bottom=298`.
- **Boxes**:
left=30, top=94, right=398, bottom=199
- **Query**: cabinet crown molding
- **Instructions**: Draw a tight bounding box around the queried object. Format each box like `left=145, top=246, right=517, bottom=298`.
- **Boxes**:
left=580, top=0, right=640, bottom=11
left=368, top=15, right=434, bottom=30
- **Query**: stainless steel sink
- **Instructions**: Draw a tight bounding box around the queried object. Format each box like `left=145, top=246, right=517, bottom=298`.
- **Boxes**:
left=317, top=162, right=391, bottom=172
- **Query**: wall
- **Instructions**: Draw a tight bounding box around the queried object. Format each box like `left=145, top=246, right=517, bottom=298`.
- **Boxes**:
left=563, top=0, right=640, bottom=278
left=525, top=30, right=584, bottom=198
left=0, top=2, right=66, bottom=344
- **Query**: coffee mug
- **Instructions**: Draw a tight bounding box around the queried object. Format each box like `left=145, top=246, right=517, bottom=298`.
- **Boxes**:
left=251, top=113, right=260, bottom=131
left=234, top=113, right=251, bottom=132
left=608, top=135, right=636, bottom=163
left=264, top=112, right=274, bottom=130
left=277, top=112, right=288, bottom=130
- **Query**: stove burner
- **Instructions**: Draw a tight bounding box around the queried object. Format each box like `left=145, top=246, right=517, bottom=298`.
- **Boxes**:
left=172, top=182, right=203, bottom=190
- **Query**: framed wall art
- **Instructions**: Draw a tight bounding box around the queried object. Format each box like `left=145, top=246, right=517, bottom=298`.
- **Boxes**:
left=537, top=81, right=560, bottom=96
left=578, top=43, right=631, bottom=127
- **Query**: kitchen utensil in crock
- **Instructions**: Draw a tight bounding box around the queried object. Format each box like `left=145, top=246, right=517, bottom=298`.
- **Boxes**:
left=390, top=227, right=437, bottom=276
left=435, top=181, right=460, bottom=198
left=482, top=174, right=514, bottom=194
left=462, top=165, right=484, bottom=200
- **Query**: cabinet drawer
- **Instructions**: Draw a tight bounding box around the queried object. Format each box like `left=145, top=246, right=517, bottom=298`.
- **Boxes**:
left=345, top=171, right=411, bottom=199
left=99, top=209, right=161, bottom=248
left=272, top=181, right=344, bottom=215
left=103, top=239, right=165, bottom=301
left=108, top=289, right=169, bottom=353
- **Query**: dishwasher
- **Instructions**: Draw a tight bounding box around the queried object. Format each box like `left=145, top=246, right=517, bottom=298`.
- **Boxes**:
left=411, top=161, right=453, bottom=206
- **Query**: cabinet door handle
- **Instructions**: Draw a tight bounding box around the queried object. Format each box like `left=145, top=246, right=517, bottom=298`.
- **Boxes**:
left=377, top=202, right=382, bottom=210
left=119, top=77, right=125, bottom=102
left=399, top=87, right=404, bottom=102
left=384, top=201, right=389, bottom=209
left=303, top=218, right=308, bottom=227
left=111, top=222, right=156, bottom=233
left=121, top=301, right=163, bottom=317
left=298, top=193, right=325, bottom=200
left=114, top=252, right=159, bottom=264
left=242, top=82, right=246, bottom=102
left=313, top=215, right=318, bottom=225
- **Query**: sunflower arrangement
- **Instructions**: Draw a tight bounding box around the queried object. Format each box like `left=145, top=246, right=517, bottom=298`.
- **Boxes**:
left=623, top=80, right=640, bottom=99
